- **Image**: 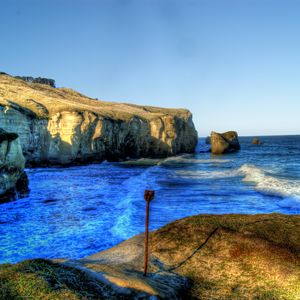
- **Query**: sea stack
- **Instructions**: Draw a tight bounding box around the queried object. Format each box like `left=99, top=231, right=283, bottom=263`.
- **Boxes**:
left=0, top=128, right=27, bottom=198
left=252, top=138, right=262, bottom=145
left=0, top=73, right=198, bottom=166
left=210, top=131, right=240, bottom=154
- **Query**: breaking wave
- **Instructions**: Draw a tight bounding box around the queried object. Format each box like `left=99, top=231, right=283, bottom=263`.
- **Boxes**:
left=238, top=164, right=300, bottom=206
left=161, top=156, right=231, bottom=166
left=121, top=156, right=231, bottom=167
left=176, top=169, right=237, bottom=179
left=176, top=163, right=300, bottom=208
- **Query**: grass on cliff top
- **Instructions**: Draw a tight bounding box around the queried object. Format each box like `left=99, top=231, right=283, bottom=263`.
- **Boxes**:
left=0, top=259, right=119, bottom=300
left=0, top=74, right=190, bottom=120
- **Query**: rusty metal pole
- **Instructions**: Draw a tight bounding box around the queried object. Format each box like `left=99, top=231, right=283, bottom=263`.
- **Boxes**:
left=143, top=190, right=154, bottom=277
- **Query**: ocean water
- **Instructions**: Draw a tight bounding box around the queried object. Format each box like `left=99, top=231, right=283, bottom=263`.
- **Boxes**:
left=0, top=136, right=300, bottom=263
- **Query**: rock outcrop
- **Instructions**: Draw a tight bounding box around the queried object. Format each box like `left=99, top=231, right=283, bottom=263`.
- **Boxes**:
left=210, top=131, right=240, bottom=154
left=0, top=74, right=198, bottom=166
left=14, top=76, right=56, bottom=88
left=68, top=214, right=300, bottom=299
left=0, top=128, right=27, bottom=198
left=1, top=214, right=299, bottom=299
left=252, top=137, right=262, bottom=145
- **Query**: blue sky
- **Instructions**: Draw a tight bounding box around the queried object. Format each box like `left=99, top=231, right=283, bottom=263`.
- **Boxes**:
left=1, top=0, right=300, bottom=136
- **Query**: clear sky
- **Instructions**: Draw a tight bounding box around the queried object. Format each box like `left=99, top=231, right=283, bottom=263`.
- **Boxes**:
left=1, top=0, right=300, bottom=136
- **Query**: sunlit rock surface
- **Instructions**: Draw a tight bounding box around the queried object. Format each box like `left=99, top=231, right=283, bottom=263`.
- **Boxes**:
left=0, top=74, right=198, bottom=166
left=1, top=214, right=299, bottom=299
left=65, top=213, right=300, bottom=299
left=211, top=131, right=240, bottom=154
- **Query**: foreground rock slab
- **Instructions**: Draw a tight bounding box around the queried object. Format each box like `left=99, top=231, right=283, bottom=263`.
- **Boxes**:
left=1, top=214, right=299, bottom=299
left=211, top=131, right=240, bottom=154
left=0, top=128, right=28, bottom=199
left=0, top=74, right=198, bottom=166
left=61, top=214, right=300, bottom=299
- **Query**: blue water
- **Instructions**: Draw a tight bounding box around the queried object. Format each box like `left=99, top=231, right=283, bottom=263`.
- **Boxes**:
left=1, top=136, right=300, bottom=263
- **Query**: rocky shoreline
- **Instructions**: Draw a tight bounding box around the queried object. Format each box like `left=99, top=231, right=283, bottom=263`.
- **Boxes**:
left=1, top=213, right=299, bottom=299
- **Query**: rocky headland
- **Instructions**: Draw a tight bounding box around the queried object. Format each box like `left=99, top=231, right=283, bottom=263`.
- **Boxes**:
left=0, top=128, right=28, bottom=199
left=0, top=74, right=198, bottom=166
left=1, top=214, right=299, bottom=299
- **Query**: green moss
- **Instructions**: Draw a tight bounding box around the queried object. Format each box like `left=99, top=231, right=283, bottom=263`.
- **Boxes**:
left=0, top=259, right=116, bottom=300
left=150, top=214, right=300, bottom=299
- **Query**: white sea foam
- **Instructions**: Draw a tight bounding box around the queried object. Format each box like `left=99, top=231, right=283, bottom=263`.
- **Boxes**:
left=160, top=156, right=231, bottom=166
left=177, top=163, right=300, bottom=208
left=176, top=169, right=237, bottom=179
left=110, top=165, right=159, bottom=239
left=121, top=158, right=163, bottom=166
left=121, top=155, right=231, bottom=167
left=238, top=164, right=300, bottom=207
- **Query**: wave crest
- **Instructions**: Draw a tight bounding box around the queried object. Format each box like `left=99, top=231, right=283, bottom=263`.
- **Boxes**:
left=238, top=164, right=300, bottom=201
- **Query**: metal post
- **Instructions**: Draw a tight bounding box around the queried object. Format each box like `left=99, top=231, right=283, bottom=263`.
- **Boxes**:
left=143, top=190, right=154, bottom=277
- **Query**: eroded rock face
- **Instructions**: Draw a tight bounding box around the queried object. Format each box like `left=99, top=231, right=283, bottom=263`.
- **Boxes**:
left=0, top=75, right=198, bottom=166
left=14, top=76, right=56, bottom=88
left=210, top=131, right=240, bottom=154
left=0, top=129, right=27, bottom=197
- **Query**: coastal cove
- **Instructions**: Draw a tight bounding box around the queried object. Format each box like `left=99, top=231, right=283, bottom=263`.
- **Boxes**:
left=1, top=136, right=300, bottom=264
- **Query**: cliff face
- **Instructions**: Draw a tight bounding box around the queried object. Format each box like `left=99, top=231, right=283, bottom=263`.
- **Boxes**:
left=14, top=76, right=56, bottom=88
left=0, top=129, right=27, bottom=197
left=0, top=74, right=198, bottom=166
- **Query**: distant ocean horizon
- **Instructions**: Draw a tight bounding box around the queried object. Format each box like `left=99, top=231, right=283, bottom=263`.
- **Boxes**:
left=1, top=135, right=300, bottom=263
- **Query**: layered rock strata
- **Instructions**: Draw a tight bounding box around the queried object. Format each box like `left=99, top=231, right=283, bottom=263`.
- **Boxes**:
left=0, top=74, right=198, bottom=166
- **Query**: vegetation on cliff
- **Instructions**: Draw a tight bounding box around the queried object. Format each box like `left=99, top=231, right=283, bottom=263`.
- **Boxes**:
left=0, top=73, right=193, bottom=121
left=0, top=74, right=198, bottom=165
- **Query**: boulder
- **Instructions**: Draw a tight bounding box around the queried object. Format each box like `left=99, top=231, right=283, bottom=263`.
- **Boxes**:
left=210, top=131, right=240, bottom=154
left=252, top=138, right=262, bottom=145
left=205, top=136, right=211, bottom=144
left=0, top=128, right=28, bottom=198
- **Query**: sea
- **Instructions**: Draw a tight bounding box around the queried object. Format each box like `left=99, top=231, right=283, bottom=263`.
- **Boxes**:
left=0, top=135, right=299, bottom=264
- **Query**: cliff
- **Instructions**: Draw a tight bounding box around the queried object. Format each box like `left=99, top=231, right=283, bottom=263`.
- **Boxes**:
left=14, top=76, right=56, bottom=88
left=0, top=74, right=198, bottom=166
left=0, top=129, right=27, bottom=198
left=1, top=214, right=299, bottom=299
